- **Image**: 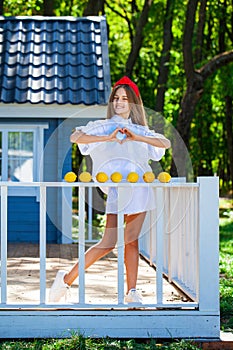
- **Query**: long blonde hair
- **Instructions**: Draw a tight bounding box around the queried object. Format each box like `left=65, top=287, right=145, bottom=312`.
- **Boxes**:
left=107, top=85, right=147, bottom=126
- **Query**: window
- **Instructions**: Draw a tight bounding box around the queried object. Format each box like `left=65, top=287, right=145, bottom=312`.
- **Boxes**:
left=0, top=124, right=48, bottom=195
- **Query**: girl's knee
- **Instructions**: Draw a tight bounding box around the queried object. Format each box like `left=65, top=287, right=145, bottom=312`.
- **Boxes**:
left=96, top=239, right=116, bottom=252
left=124, top=229, right=139, bottom=245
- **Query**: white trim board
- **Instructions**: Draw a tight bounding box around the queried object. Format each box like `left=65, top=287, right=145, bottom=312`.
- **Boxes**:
left=0, top=103, right=107, bottom=119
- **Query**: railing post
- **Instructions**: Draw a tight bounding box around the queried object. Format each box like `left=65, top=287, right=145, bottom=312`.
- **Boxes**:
left=78, top=185, right=85, bottom=304
left=1, top=185, right=8, bottom=304
left=61, top=185, right=73, bottom=243
left=197, top=176, right=219, bottom=312
left=40, top=184, right=47, bottom=304
left=167, top=187, right=172, bottom=283
left=88, top=187, right=93, bottom=241
left=117, top=186, right=125, bottom=304
left=156, top=187, right=164, bottom=304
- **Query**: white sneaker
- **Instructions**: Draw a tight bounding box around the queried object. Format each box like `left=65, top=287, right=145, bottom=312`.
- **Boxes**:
left=125, top=289, right=143, bottom=304
left=49, top=270, right=70, bottom=302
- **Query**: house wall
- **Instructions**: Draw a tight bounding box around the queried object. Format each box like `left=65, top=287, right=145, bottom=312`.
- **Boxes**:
left=7, top=196, right=39, bottom=242
left=0, top=117, right=68, bottom=243
left=0, top=104, right=107, bottom=243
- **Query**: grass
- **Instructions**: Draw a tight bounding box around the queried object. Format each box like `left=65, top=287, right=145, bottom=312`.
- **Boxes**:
left=219, top=198, right=233, bottom=332
left=0, top=198, right=232, bottom=349
left=0, top=337, right=201, bottom=349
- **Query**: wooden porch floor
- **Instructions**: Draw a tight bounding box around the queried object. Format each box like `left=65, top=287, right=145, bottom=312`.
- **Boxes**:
left=5, top=243, right=187, bottom=305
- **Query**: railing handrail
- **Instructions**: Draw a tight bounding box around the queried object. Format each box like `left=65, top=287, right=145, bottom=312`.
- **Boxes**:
left=0, top=181, right=199, bottom=187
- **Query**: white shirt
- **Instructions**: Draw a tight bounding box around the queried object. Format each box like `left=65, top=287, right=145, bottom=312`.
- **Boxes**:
left=77, top=115, right=166, bottom=214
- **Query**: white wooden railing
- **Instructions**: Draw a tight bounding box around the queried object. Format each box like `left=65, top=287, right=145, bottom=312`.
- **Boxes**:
left=139, top=183, right=199, bottom=300
left=0, top=177, right=219, bottom=312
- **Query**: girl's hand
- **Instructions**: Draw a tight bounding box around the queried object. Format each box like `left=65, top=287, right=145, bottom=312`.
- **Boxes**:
left=108, top=128, right=124, bottom=143
left=122, top=127, right=171, bottom=148
left=121, top=128, right=138, bottom=142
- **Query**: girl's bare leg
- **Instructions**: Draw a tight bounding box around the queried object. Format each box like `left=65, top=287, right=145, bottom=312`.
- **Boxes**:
left=64, top=214, right=118, bottom=286
left=124, top=212, right=146, bottom=293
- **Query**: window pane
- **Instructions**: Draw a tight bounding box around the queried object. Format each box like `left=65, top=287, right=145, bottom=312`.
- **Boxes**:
left=8, top=132, right=33, bottom=182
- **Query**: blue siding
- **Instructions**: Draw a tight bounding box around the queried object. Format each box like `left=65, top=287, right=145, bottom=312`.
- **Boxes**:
left=7, top=196, right=39, bottom=242
left=5, top=197, right=57, bottom=243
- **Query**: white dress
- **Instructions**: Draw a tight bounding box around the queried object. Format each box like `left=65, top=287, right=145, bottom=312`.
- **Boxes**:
left=77, top=115, right=166, bottom=214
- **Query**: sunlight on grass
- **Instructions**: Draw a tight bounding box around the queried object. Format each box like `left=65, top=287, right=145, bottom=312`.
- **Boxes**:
left=219, top=198, right=233, bottom=332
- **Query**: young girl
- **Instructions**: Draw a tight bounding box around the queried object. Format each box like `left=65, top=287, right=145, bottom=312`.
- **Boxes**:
left=49, top=76, right=171, bottom=303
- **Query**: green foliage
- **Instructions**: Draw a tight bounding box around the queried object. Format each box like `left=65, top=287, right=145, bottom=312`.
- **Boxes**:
left=3, top=0, right=87, bottom=16
left=162, top=340, right=200, bottom=349
left=2, top=0, right=233, bottom=192
left=219, top=198, right=233, bottom=331
left=3, top=0, right=43, bottom=15
left=220, top=276, right=233, bottom=332
left=0, top=337, right=201, bottom=349
left=53, top=0, right=86, bottom=17
left=105, top=2, right=131, bottom=83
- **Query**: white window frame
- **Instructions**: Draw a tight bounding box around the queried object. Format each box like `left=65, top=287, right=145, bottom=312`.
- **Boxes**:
left=0, top=123, right=48, bottom=197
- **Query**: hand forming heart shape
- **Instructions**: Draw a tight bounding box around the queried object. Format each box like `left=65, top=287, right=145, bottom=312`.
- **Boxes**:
left=116, top=129, right=127, bottom=141
left=113, top=127, right=136, bottom=143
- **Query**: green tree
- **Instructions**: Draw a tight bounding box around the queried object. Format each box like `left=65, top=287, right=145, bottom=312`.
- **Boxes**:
left=170, top=0, right=233, bottom=182
left=2, top=0, right=233, bottom=193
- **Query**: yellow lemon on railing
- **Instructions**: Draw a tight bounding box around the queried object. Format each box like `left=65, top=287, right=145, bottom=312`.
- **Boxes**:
left=96, top=172, right=109, bottom=183
left=111, top=172, right=123, bottom=183
left=143, top=171, right=155, bottom=183
left=127, top=172, right=139, bottom=183
left=157, top=172, right=171, bottom=183
left=64, top=171, right=77, bottom=182
left=79, top=171, right=92, bottom=182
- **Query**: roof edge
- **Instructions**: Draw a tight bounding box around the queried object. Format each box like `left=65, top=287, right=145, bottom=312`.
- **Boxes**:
left=0, top=15, right=106, bottom=22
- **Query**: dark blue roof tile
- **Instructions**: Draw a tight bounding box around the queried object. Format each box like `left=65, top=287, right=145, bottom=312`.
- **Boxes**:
left=0, top=16, right=111, bottom=104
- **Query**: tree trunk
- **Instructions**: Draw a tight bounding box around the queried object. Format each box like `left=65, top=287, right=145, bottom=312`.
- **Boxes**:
left=194, top=0, right=207, bottom=63
left=155, top=0, right=174, bottom=112
left=170, top=74, right=204, bottom=177
left=0, top=0, right=3, bottom=15
left=83, top=0, right=105, bottom=16
left=43, top=0, right=54, bottom=16
left=125, top=0, right=153, bottom=77
left=225, top=96, right=233, bottom=195
left=182, top=0, right=199, bottom=83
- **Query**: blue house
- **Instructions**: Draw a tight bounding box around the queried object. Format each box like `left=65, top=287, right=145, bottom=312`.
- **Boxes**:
left=0, top=15, right=111, bottom=243
left=0, top=18, right=220, bottom=341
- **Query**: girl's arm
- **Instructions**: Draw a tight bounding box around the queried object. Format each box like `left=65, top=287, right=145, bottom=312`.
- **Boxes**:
left=70, top=128, right=121, bottom=144
left=122, top=128, right=171, bottom=149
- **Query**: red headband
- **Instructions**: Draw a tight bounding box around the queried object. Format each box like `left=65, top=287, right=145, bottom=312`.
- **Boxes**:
left=113, top=76, right=140, bottom=97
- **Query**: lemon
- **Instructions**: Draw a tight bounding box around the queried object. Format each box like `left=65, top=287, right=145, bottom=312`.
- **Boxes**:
left=157, top=172, right=171, bottom=183
left=96, top=172, right=109, bottom=183
left=111, top=172, right=123, bottom=183
left=64, top=171, right=77, bottom=182
left=127, top=172, right=139, bottom=183
left=79, top=171, right=92, bottom=182
left=143, top=171, right=155, bottom=183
